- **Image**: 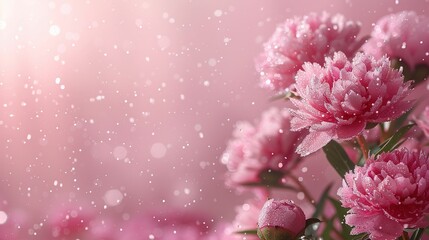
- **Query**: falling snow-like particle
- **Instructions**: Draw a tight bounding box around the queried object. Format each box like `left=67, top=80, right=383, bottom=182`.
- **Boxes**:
left=0, top=211, right=7, bottom=225
left=103, top=189, right=124, bottom=207
left=113, top=146, right=128, bottom=160
left=214, top=10, right=223, bottom=17
left=150, top=142, right=167, bottom=159
left=49, top=25, right=61, bottom=36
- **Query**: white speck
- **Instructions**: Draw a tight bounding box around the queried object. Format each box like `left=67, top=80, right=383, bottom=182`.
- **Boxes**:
left=223, top=37, right=231, bottom=45
left=180, top=94, right=185, bottom=100
left=401, top=42, right=406, bottom=49
left=49, top=25, right=61, bottom=36
left=113, top=146, right=127, bottom=160
left=214, top=10, right=223, bottom=17
left=26, top=134, right=32, bottom=140
left=208, top=58, right=217, bottom=67
left=54, top=180, right=58, bottom=186
left=55, top=77, right=61, bottom=84
left=0, top=211, right=7, bottom=225
left=198, top=132, right=204, bottom=138
left=150, top=142, right=167, bottom=159
left=149, top=234, right=155, bottom=240
left=103, top=189, right=124, bottom=207
left=145, top=57, right=150, bottom=62
left=184, top=188, right=190, bottom=195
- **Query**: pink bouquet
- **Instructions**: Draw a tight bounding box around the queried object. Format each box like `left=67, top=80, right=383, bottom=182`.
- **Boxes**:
left=223, top=11, right=429, bottom=240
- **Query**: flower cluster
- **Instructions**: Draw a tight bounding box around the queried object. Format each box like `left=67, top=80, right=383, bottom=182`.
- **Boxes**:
left=221, top=107, right=303, bottom=189
left=256, top=12, right=365, bottom=92
left=290, top=51, right=412, bottom=156
left=223, top=10, right=429, bottom=240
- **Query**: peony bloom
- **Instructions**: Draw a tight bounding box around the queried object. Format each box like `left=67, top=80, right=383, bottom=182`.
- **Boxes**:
left=363, top=11, right=429, bottom=70
left=221, top=107, right=304, bottom=189
left=338, top=149, right=429, bottom=240
left=415, top=106, right=429, bottom=138
left=290, top=51, right=413, bottom=156
left=257, top=199, right=306, bottom=240
left=256, top=12, right=365, bottom=92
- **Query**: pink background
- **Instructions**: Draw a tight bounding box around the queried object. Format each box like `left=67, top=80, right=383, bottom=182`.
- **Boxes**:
left=0, top=0, right=428, bottom=237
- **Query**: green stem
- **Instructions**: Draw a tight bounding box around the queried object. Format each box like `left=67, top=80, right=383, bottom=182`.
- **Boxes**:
left=356, top=134, right=369, bottom=160
left=411, top=228, right=425, bottom=240
left=402, top=231, right=410, bottom=240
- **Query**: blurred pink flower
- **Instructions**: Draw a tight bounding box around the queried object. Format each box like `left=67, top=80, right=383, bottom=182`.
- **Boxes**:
left=47, top=203, right=95, bottom=238
left=222, top=107, right=304, bottom=189
left=338, top=149, right=429, bottom=240
left=363, top=11, right=429, bottom=70
left=415, top=106, right=429, bottom=138
left=118, top=210, right=212, bottom=240
left=256, top=12, right=365, bottom=92
left=222, top=199, right=264, bottom=240
left=257, top=199, right=306, bottom=240
left=290, top=52, right=412, bottom=156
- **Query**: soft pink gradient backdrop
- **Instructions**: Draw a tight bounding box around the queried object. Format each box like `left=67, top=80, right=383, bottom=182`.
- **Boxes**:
left=0, top=0, right=428, bottom=237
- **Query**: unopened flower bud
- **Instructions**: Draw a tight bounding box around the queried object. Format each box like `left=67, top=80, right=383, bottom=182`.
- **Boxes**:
left=257, top=199, right=306, bottom=240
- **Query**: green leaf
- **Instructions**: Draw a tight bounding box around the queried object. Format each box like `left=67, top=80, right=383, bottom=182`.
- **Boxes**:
left=410, top=228, right=425, bottom=240
left=235, top=229, right=258, bottom=235
left=329, top=197, right=352, bottom=237
left=365, top=122, right=378, bottom=129
left=305, top=218, right=321, bottom=227
left=351, top=233, right=369, bottom=240
left=312, top=183, right=333, bottom=219
left=388, top=108, right=415, bottom=136
left=323, top=140, right=355, bottom=177
left=241, top=182, right=298, bottom=192
left=321, top=218, right=334, bottom=240
left=303, top=218, right=321, bottom=238
left=374, top=123, right=415, bottom=156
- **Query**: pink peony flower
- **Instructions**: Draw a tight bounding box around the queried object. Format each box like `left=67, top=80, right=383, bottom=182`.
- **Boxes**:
left=415, top=106, right=429, bottom=138
left=221, top=107, right=304, bottom=189
left=338, top=149, right=429, bottom=240
left=363, top=11, right=429, bottom=70
left=290, top=51, right=413, bottom=156
left=257, top=199, right=306, bottom=240
left=256, top=12, right=365, bottom=92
